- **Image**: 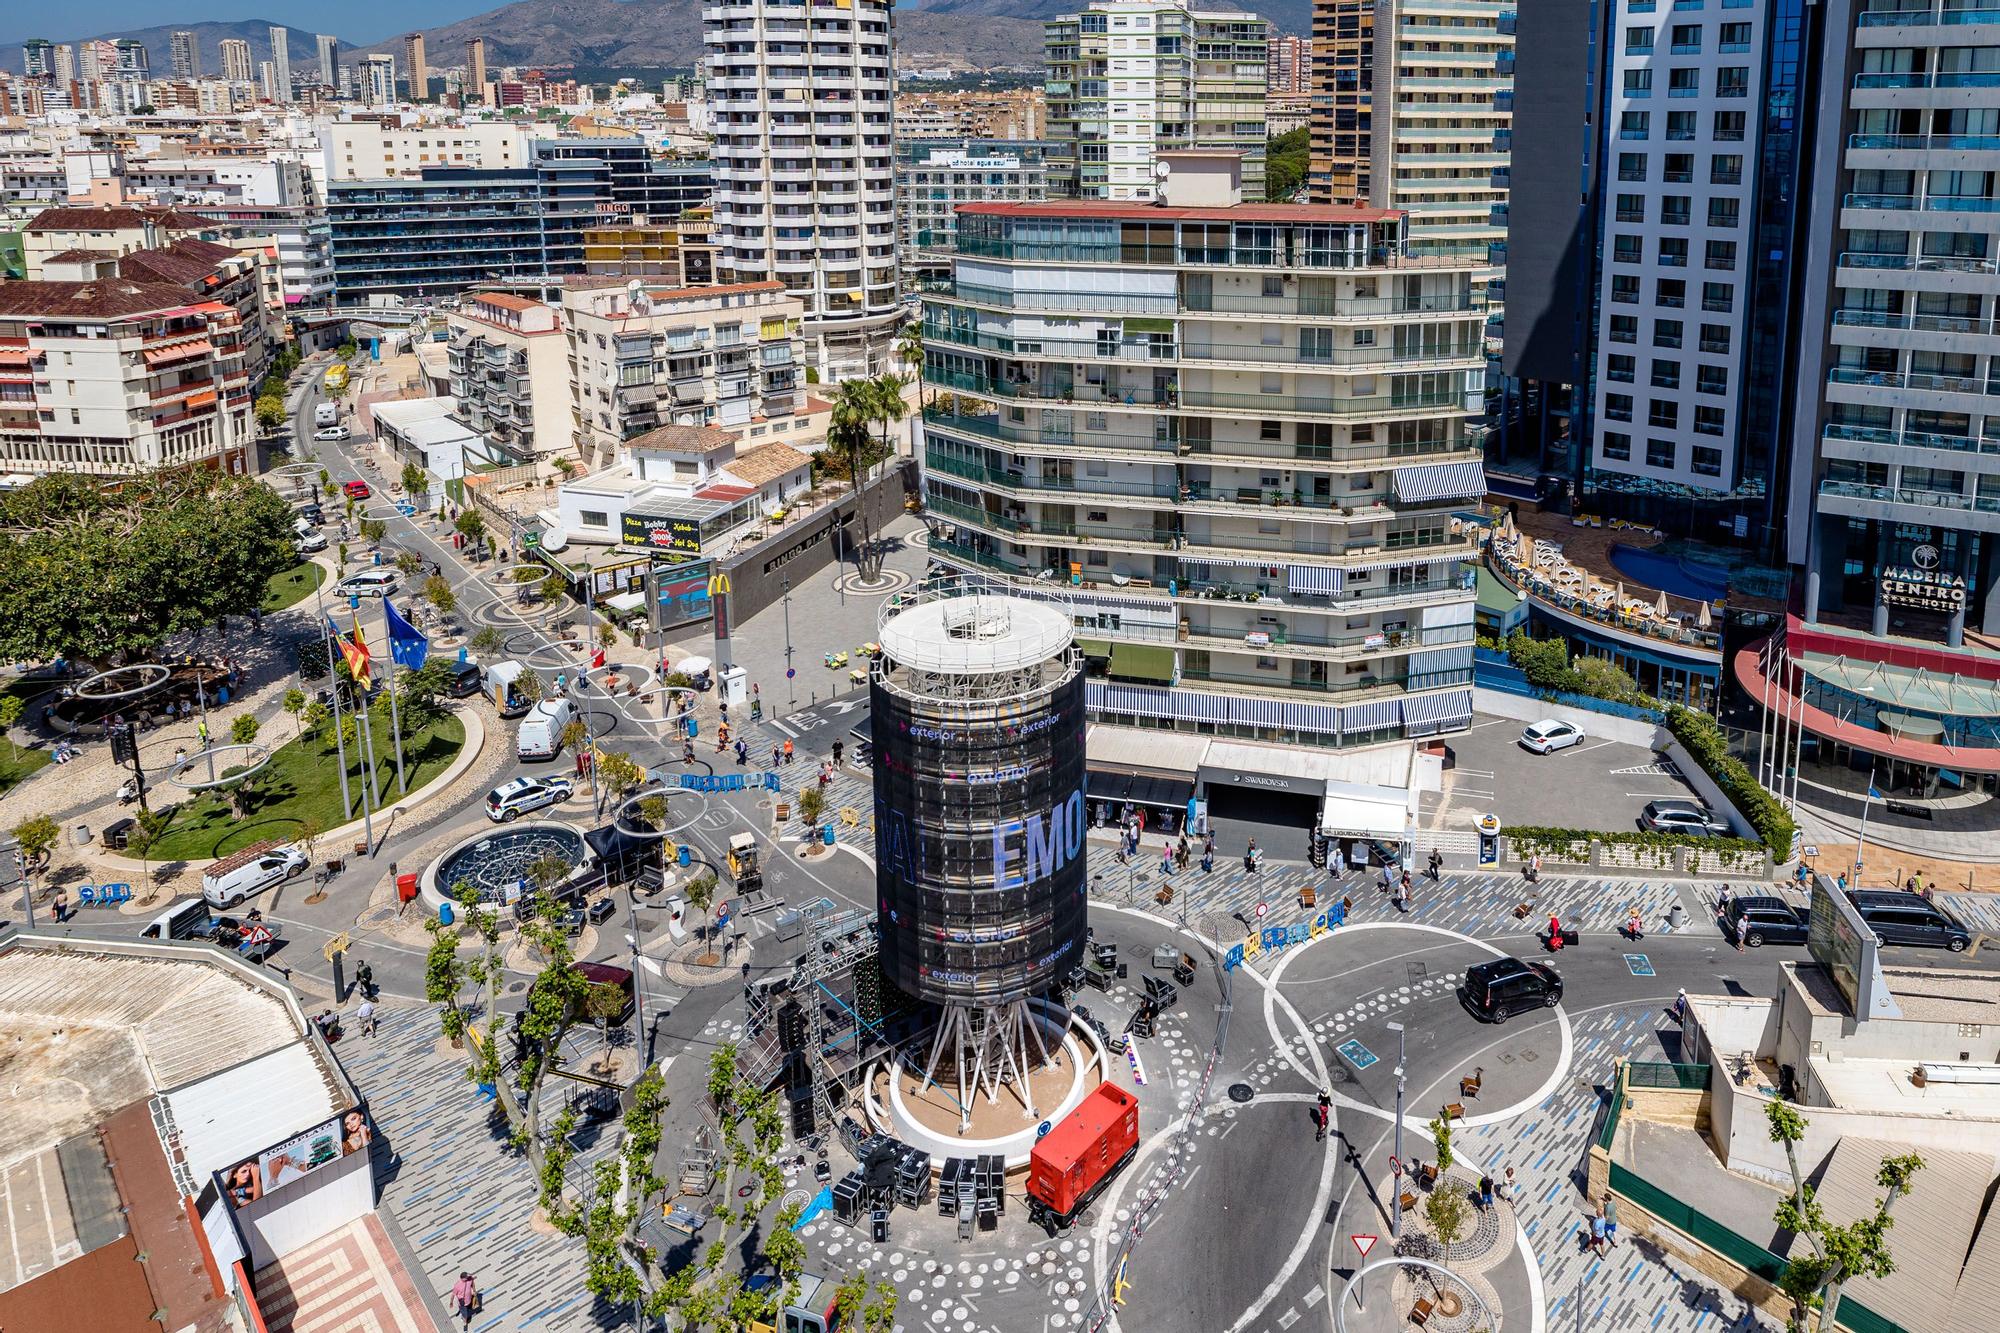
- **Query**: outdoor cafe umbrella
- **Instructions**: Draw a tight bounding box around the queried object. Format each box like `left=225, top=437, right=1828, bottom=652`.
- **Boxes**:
left=1615, top=581, right=1626, bottom=610
left=1697, top=601, right=1713, bottom=630
left=1654, top=588, right=1670, bottom=618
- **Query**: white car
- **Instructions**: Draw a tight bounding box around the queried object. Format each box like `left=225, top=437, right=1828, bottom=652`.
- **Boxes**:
left=313, top=425, right=351, bottom=441
left=1519, top=719, right=1586, bottom=754
left=334, top=570, right=398, bottom=599
left=485, top=775, right=574, bottom=822
left=201, top=844, right=309, bottom=908
left=293, top=521, right=328, bottom=553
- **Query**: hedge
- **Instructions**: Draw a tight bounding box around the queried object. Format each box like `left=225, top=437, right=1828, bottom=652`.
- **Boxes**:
left=1507, top=824, right=1766, bottom=869
left=1663, top=704, right=1796, bottom=854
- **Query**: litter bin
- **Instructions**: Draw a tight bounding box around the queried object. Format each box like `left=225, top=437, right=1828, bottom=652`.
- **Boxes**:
left=71, top=822, right=91, bottom=847
left=397, top=873, right=419, bottom=904
left=439, top=900, right=455, bottom=926
left=821, top=823, right=836, bottom=847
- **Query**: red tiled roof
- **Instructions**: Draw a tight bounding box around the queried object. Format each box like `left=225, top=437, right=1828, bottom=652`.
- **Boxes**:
left=957, top=201, right=1404, bottom=223
left=694, top=483, right=757, bottom=501
left=25, top=205, right=155, bottom=232
left=0, top=279, right=195, bottom=319
left=42, top=248, right=114, bottom=263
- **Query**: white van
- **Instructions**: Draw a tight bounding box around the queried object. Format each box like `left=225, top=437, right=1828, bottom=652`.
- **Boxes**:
left=293, top=518, right=328, bottom=553
left=515, top=697, right=576, bottom=761
left=201, top=841, right=309, bottom=908
left=314, top=403, right=339, bottom=428
left=142, top=897, right=214, bottom=941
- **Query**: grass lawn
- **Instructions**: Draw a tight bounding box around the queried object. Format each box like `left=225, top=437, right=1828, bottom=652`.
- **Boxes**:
left=0, top=743, right=50, bottom=796
left=147, top=709, right=465, bottom=861
left=261, top=561, right=327, bottom=613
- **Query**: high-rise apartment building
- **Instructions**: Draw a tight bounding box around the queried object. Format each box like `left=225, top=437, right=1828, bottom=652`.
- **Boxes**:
left=1307, top=0, right=1512, bottom=266
left=919, top=157, right=1484, bottom=759
left=316, top=34, right=339, bottom=89
left=21, top=41, right=53, bottom=80
left=896, top=139, right=1051, bottom=275
left=1044, top=0, right=1270, bottom=201
left=112, top=39, right=149, bottom=81
left=403, top=34, right=429, bottom=101
left=466, top=38, right=487, bottom=101
left=267, top=26, right=293, bottom=102
left=362, top=53, right=396, bottom=106
left=170, top=31, right=198, bottom=80
left=703, top=0, right=901, bottom=378
left=1267, top=33, right=1310, bottom=92
left=220, top=39, right=253, bottom=83
left=326, top=152, right=615, bottom=302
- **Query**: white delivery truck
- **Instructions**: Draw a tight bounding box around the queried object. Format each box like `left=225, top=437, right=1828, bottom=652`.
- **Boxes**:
left=515, top=697, right=577, bottom=760
left=483, top=660, right=533, bottom=717
left=314, top=402, right=339, bottom=427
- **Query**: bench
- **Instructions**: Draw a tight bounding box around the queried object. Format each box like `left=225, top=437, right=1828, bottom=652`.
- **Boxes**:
left=1418, top=1163, right=1439, bottom=1189
left=1460, top=1069, right=1482, bottom=1099
left=1299, top=885, right=1317, bottom=909
left=1411, top=1297, right=1434, bottom=1326
left=1400, top=1191, right=1418, bottom=1214
left=1442, top=1102, right=1464, bottom=1122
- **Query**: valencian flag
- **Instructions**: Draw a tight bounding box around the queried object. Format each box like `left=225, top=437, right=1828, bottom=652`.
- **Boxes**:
left=385, top=600, right=431, bottom=671
left=329, top=615, right=371, bottom=686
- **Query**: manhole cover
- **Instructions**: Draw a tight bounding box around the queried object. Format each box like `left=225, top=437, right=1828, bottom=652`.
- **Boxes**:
left=1227, top=1083, right=1255, bottom=1103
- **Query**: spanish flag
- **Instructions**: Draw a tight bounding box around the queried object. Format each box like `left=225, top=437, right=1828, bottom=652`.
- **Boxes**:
left=329, top=614, right=371, bottom=686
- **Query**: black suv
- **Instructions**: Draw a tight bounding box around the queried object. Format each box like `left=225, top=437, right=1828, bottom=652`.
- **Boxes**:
left=1723, top=896, right=1809, bottom=947
left=1462, top=958, right=1564, bottom=1023
left=1849, top=891, right=1973, bottom=952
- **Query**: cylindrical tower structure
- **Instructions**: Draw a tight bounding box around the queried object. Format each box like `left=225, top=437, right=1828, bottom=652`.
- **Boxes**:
left=870, top=588, right=1088, bottom=1125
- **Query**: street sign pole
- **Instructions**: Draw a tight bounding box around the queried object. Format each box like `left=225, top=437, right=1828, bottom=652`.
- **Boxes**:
left=1349, top=1235, right=1377, bottom=1310
left=1388, top=1021, right=1407, bottom=1240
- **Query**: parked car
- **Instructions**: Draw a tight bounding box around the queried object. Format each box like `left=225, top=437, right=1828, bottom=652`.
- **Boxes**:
left=1723, top=896, right=1809, bottom=947
left=200, top=842, right=309, bottom=909
left=1850, top=890, right=1973, bottom=952
left=298, top=503, right=325, bottom=526
left=334, top=570, right=398, bottom=599
left=343, top=479, right=371, bottom=500
left=486, top=774, right=574, bottom=822
left=313, top=425, right=351, bottom=441
left=293, top=519, right=328, bottom=553
left=1640, top=799, right=1731, bottom=837
left=1519, top=719, right=1586, bottom=754
left=1461, top=957, right=1563, bottom=1024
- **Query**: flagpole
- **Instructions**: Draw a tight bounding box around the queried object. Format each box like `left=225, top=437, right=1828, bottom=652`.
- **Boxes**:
left=313, top=582, right=355, bottom=820
left=349, top=607, right=377, bottom=853
left=380, top=598, right=408, bottom=795
left=1855, top=765, right=1876, bottom=886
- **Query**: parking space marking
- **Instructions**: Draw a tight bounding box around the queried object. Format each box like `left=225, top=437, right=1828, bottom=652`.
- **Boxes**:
left=1623, top=954, right=1656, bottom=977
left=1335, top=1039, right=1379, bottom=1071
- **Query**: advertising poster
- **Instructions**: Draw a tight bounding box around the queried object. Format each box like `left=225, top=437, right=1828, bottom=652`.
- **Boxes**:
left=222, top=1107, right=373, bottom=1208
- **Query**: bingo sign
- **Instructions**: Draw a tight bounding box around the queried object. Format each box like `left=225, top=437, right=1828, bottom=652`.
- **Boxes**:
left=1223, top=900, right=1348, bottom=971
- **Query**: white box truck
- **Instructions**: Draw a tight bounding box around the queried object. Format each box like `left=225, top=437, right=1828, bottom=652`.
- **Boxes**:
left=515, top=697, right=576, bottom=761
left=314, top=403, right=339, bottom=428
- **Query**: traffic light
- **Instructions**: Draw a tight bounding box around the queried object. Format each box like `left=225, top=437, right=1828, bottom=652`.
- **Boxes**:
left=109, top=724, right=138, bottom=767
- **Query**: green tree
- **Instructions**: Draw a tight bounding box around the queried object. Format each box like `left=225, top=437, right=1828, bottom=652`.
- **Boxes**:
left=538, top=571, right=569, bottom=604
left=12, top=813, right=58, bottom=868
left=684, top=870, right=717, bottom=944
left=510, top=906, right=591, bottom=1160
left=1265, top=126, right=1310, bottom=201
left=230, top=713, right=261, bottom=747
left=0, top=694, right=23, bottom=761
left=395, top=549, right=425, bottom=578
left=425, top=920, right=467, bottom=1044
left=797, top=785, right=826, bottom=829
left=455, top=508, right=487, bottom=548
left=470, top=625, right=504, bottom=657
left=400, top=462, right=430, bottom=500
left=1425, top=1187, right=1469, bottom=1265
left=336, top=339, right=359, bottom=361
left=282, top=688, right=308, bottom=736
left=255, top=395, right=288, bottom=433
left=359, top=517, right=388, bottom=546
left=895, top=320, right=925, bottom=416
left=830, top=382, right=885, bottom=579
left=423, top=574, right=457, bottom=619
left=125, top=806, right=170, bottom=891
left=1767, top=1102, right=1924, bottom=1332
left=0, top=471, right=296, bottom=663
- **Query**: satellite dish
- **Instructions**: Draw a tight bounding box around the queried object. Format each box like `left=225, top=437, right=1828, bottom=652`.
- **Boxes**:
left=539, top=524, right=569, bottom=552
left=1153, top=159, right=1170, bottom=180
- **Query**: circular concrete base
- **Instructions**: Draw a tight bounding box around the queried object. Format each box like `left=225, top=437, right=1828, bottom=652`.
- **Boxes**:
left=861, top=1003, right=1111, bottom=1169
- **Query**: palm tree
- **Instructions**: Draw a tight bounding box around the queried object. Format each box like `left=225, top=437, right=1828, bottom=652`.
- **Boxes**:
left=894, top=322, right=925, bottom=419
left=831, top=381, right=882, bottom=580
left=868, top=372, right=910, bottom=468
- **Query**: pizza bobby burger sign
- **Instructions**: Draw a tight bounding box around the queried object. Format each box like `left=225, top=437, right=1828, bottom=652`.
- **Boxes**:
left=1880, top=543, right=1967, bottom=613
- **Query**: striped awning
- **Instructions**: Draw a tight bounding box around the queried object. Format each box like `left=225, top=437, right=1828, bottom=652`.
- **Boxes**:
left=1340, top=698, right=1405, bottom=735
left=1403, top=688, right=1475, bottom=737
left=1180, top=690, right=1232, bottom=723
left=1228, top=695, right=1284, bottom=726
left=1090, top=681, right=1173, bottom=715
left=1282, top=701, right=1342, bottom=736
left=1287, top=564, right=1343, bottom=595
left=1393, top=459, right=1486, bottom=504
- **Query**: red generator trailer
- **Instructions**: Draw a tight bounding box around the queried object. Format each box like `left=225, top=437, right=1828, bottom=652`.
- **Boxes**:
left=1026, top=1082, right=1139, bottom=1230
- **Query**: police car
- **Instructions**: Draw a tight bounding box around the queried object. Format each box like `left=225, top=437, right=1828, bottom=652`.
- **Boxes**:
left=485, top=774, right=574, bottom=822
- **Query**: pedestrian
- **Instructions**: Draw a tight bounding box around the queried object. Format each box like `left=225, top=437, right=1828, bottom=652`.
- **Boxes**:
left=196, top=719, right=210, bottom=749
left=1201, top=848, right=1214, bottom=874
left=356, top=996, right=378, bottom=1038
left=1731, top=913, right=1748, bottom=951
left=574, top=750, right=586, bottom=778
left=1835, top=871, right=1848, bottom=892
left=1923, top=878, right=1937, bottom=901
left=1496, top=1167, right=1516, bottom=1203
left=682, top=739, right=695, bottom=765
left=355, top=960, right=375, bottom=1000
left=1204, top=830, right=1216, bottom=857
left=1160, top=843, right=1174, bottom=875
left=1317, top=1087, right=1331, bottom=1116
left=1627, top=906, right=1643, bottom=940
left=1588, top=1208, right=1608, bottom=1255
left=734, top=739, right=747, bottom=765
left=1427, top=848, right=1443, bottom=880
left=1602, top=1196, right=1619, bottom=1246
left=1479, top=1175, right=1494, bottom=1210
left=450, top=1272, right=480, bottom=1329
left=772, top=743, right=782, bottom=768
left=1715, top=883, right=1732, bottom=916
left=1547, top=913, right=1565, bottom=952
left=1313, top=1103, right=1328, bottom=1142
left=52, top=889, right=67, bottom=922
left=1527, top=852, right=1542, bottom=884
left=1673, top=988, right=1688, bottom=1025
left=1396, top=878, right=1411, bottom=913
left=783, top=738, right=794, bottom=764
left=832, top=740, right=844, bottom=766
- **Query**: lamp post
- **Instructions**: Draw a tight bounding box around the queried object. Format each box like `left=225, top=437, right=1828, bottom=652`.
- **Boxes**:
left=781, top=574, right=796, bottom=709
left=1388, top=1020, right=1407, bottom=1241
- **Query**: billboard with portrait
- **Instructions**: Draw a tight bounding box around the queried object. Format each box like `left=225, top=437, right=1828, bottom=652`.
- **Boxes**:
left=220, top=1107, right=374, bottom=1209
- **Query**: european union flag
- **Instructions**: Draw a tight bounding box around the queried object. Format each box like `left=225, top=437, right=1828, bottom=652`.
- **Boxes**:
left=384, top=600, right=430, bottom=670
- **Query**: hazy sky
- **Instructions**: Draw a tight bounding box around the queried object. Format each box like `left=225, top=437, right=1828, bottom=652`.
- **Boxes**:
left=2, top=0, right=499, bottom=46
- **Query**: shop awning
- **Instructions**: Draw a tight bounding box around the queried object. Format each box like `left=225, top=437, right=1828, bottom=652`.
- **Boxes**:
left=1087, top=769, right=1196, bottom=811
left=1340, top=698, right=1404, bottom=736
left=602, top=591, right=645, bottom=612
left=1403, top=688, right=1474, bottom=737
left=1393, top=459, right=1486, bottom=504
left=1318, top=785, right=1412, bottom=841
left=1075, top=637, right=1112, bottom=658
left=1287, top=564, right=1343, bottom=595
left=1109, top=641, right=1175, bottom=683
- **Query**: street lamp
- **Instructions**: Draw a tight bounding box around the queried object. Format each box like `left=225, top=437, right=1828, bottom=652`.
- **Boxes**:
left=1387, top=1020, right=1407, bottom=1241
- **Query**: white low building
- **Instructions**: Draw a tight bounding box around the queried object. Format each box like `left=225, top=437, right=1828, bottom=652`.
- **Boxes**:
left=553, top=421, right=812, bottom=557
left=370, top=396, right=509, bottom=489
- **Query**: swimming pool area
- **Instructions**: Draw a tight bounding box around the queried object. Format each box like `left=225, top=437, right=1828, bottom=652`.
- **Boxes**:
left=1607, top=543, right=1729, bottom=603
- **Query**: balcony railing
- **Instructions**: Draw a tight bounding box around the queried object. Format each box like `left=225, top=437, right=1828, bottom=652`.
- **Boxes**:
left=1849, top=131, right=2000, bottom=151
left=1843, top=191, right=2000, bottom=212
left=1832, top=307, right=1992, bottom=336
left=1822, top=422, right=2000, bottom=456
left=1857, top=4, right=2000, bottom=24
left=1819, top=477, right=2000, bottom=514
left=1827, top=365, right=1998, bottom=395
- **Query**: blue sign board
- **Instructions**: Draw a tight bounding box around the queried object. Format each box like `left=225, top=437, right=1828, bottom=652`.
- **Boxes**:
left=1624, top=953, right=1655, bottom=977
left=1336, top=1039, right=1379, bottom=1071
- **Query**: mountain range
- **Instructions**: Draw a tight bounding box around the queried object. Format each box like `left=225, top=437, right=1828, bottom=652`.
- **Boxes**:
left=30, top=0, right=1306, bottom=80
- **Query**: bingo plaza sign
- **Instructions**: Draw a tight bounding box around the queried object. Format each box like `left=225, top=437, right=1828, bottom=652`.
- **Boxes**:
left=1880, top=544, right=1966, bottom=613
